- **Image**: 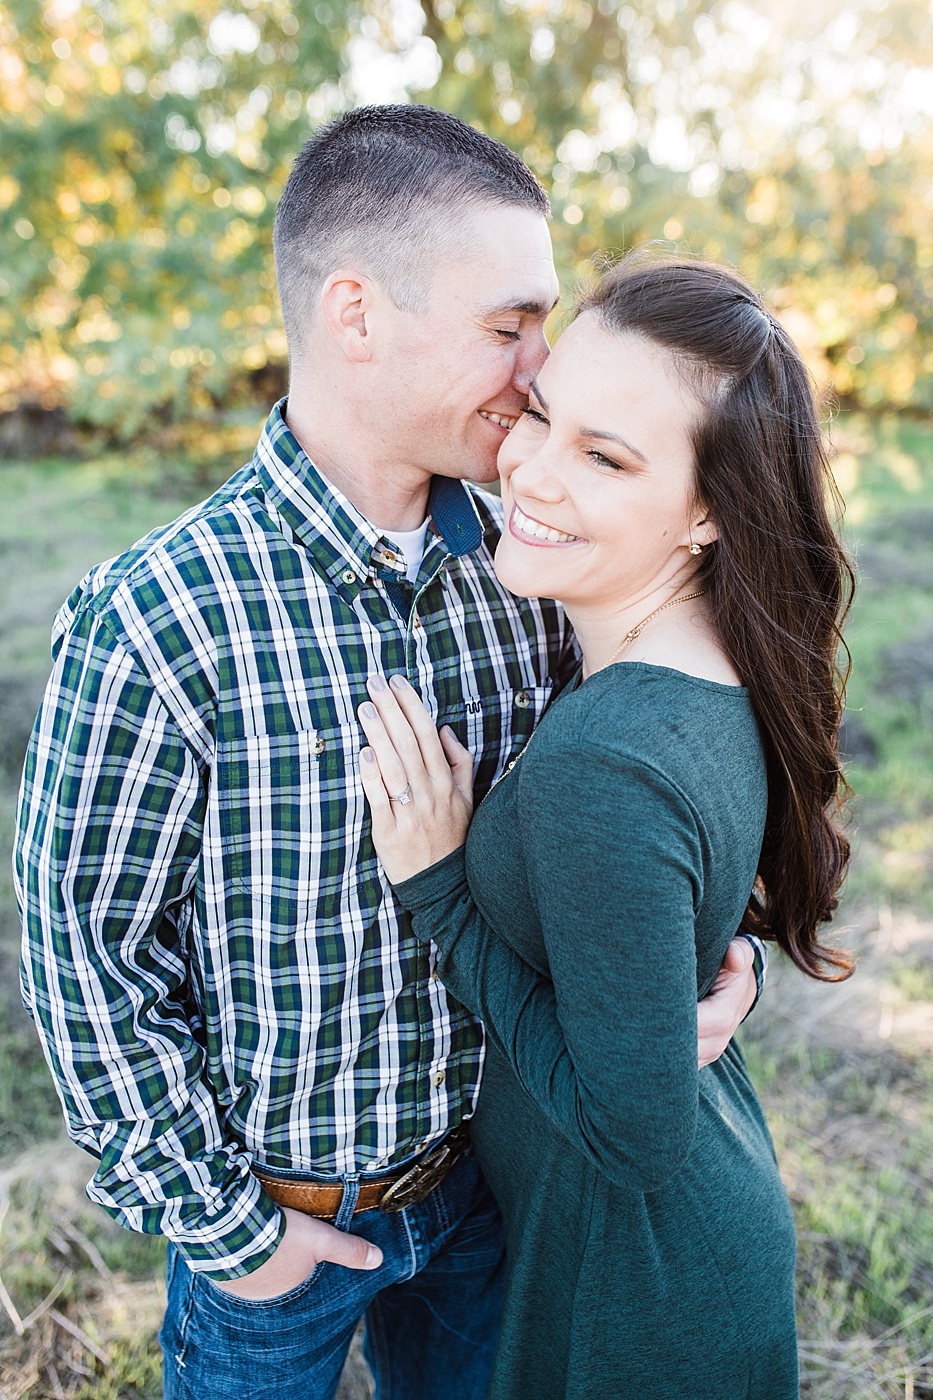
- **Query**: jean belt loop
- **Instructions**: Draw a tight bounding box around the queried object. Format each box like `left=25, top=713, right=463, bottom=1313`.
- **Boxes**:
left=334, top=1174, right=360, bottom=1231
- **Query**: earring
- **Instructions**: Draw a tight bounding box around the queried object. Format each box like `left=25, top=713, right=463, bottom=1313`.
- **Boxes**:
left=688, top=542, right=703, bottom=556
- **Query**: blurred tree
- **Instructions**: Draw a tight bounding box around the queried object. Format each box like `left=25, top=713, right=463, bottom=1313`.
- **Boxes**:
left=1, top=0, right=932, bottom=438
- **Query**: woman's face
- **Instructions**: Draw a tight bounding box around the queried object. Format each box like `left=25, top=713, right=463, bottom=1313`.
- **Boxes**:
left=495, top=313, right=716, bottom=613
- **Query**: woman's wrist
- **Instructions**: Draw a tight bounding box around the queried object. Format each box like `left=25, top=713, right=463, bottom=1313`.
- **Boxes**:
left=393, top=845, right=468, bottom=920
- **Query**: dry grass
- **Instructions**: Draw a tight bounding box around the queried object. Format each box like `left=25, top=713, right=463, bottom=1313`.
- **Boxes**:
left=0, top=1143, right=375, bottom=1399
left=0, top=1147, right=165, bottom=1400
left=744, top=908, right=933, bottom=1398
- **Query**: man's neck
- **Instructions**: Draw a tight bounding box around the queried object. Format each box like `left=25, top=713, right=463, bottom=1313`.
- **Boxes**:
left=284, top=399, right=431, bottom=532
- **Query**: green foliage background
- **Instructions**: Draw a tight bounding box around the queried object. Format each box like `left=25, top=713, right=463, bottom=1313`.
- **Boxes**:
left=2, top=8, right=933, bottom=1392
left=2, top=0, right=933, bottom=440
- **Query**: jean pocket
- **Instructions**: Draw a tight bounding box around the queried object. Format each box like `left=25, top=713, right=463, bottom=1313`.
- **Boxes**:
left=198, top=1259, right=326, bottom=1312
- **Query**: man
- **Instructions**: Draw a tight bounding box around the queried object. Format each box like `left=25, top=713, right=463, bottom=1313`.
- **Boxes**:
left=16, top=106, right=762, bottom=1400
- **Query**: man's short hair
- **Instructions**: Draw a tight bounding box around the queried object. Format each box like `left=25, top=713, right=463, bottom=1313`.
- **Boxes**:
left=273, top=104, right=550, bottom=355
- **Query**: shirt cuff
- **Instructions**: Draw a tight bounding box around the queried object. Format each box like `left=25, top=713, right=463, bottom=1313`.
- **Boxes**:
left=736, top=933, right=768, bottom=1022
left=174, top=1176, right=286, bottom=1280
left=88, top=1148, right=287, bottom=1282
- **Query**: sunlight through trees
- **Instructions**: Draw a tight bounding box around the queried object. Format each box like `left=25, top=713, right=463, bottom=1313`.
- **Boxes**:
left=1, top=0, right=931, bottom=437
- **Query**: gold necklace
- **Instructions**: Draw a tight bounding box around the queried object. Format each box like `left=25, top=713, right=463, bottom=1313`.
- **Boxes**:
left=488, top=722, right=542, bottom=795
left=604, top=590, right=705, bottom=668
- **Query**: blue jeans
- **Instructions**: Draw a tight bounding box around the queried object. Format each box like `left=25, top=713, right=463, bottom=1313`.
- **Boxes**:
left=159, top=1147, right=504, bottom=1400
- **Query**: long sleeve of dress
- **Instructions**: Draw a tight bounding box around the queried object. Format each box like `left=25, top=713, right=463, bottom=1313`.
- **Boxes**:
left=394, top=737, right=705, bottom=1193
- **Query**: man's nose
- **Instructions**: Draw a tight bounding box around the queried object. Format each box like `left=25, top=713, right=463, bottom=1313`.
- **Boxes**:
left=512, top=325, right=550, bottom=390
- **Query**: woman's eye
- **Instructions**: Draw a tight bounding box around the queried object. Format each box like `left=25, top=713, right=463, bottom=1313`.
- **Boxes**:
left=587, top=449, right=626, bottom=472
left=521, top=406, right=549, bottom=426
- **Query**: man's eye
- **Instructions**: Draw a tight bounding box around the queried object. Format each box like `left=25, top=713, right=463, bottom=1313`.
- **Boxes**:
left=521, top=407, right=549, bottom=426
left=495, top=329, right=521, bottom=341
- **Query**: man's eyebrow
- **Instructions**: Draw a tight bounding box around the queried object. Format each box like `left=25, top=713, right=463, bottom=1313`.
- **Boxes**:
left=529, top=378, right=548, bottom=410
left=580, top=426, right=650, bottom=465
left=478, top=294, right=560, bottom=318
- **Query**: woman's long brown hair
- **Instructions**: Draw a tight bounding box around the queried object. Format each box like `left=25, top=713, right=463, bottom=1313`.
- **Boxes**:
left=579, top=255, right=855, bottom=980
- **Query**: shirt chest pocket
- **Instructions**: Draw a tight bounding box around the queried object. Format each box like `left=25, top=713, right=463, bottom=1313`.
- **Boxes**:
left=207, top=726, right=357, bottom=908
left=440, top=683, right=554, bottom=798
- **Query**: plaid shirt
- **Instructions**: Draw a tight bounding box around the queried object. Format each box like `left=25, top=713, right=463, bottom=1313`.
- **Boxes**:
left=15, top=402, right=577, bottom=1278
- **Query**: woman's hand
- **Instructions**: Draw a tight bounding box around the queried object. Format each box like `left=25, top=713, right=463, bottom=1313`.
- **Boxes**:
left=357, top=674, right=475, bottom=885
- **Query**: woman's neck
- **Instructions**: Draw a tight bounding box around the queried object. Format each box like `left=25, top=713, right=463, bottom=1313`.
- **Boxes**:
left=568, top=591, right=742, bottom=686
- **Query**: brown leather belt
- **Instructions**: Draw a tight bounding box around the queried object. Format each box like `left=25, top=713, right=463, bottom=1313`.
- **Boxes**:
left=253, top=1125, right=470, bottom=1220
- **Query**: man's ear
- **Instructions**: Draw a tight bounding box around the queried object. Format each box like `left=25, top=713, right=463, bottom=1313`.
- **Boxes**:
left=319, top=269, right=375, bottom=363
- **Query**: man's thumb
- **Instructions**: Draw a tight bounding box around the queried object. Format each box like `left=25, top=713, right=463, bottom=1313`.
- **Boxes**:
left=323, top=1227, right=382, bottom=1271
left=721, top=936, right=754, bottom=975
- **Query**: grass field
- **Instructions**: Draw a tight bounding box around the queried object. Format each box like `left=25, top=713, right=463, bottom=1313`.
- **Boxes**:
left=0, top=412, right=931, bottom=1398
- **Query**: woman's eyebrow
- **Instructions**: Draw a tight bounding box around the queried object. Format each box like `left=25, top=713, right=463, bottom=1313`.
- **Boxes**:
left=580, top=426, right=650, bottom=465
left=530, top=378, right=650, bottom=464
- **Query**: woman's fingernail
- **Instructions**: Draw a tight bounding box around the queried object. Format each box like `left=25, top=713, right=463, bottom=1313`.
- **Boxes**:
left=365, top=1245, right=382, bottom=1268
left=361, top=747, right=375, bottom=762
left=360, top=702, right=377, bottom=720
left=368, top=675, right=387, bottom=692
left=389, top=674, right=407, bottom=691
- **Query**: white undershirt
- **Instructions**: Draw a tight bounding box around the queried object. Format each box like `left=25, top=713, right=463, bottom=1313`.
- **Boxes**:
left=309, top=456, right=430, bottom=586
left=375, top=520, right=431, bottom=583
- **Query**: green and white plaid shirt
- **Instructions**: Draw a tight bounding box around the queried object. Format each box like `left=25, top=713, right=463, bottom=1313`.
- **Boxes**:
left=15, top=402, right=577, bottom=1278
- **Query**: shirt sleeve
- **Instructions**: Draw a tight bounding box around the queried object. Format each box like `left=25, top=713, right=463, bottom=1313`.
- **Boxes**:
left=14, top=605, right=283, bottom=1278
left=394, top=738, right=705, bottom=1194
left=737, top=934, right=768, bottom=1020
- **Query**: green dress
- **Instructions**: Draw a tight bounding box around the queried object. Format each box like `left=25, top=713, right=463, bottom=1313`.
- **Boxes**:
left=395, top=663, right=799, bottom=1400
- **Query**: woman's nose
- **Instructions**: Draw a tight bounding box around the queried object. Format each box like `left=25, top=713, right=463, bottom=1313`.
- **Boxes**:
left=509, top=447, right=565, bottom=503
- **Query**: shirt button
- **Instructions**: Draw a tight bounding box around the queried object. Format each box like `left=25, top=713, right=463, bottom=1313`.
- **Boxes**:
left=413, top=613, right=422, bottom=628
left=515, top=691, right=531, bottom=708
left=341, top=569, right=356, bottom=586
left=313, top=736, right=326, bottom=756
left=433, top=1070, right=446, bottom=1087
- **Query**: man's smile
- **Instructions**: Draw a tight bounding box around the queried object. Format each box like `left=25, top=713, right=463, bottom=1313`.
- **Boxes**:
left=478, top=409, right=519, bottom=431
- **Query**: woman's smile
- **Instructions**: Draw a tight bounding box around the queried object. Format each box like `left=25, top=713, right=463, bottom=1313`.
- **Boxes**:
left=508, top=501, right=584, bottom=547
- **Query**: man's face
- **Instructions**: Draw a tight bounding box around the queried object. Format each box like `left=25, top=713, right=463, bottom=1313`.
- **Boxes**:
left=372, top=205, right=560, bottom=484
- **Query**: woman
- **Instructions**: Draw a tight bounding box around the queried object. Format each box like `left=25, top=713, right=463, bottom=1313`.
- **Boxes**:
left=356, top=257, right=854, bottom=1399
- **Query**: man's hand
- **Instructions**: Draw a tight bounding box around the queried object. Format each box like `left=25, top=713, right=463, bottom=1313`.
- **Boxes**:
left=697, top=936, right=758, bottom=1070
left=212, top=1205, right=382, bottom=1300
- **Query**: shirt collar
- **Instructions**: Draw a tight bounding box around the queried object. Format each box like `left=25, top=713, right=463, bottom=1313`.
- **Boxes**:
left=254, top=400, right=484, bottom=597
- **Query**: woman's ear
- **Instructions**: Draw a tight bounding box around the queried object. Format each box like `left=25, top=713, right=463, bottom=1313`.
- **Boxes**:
left=319, top=269, right=374, bottom=363
left=692, top=514, right=719, bottom=548
left=680, top=510, right=718, bottom=553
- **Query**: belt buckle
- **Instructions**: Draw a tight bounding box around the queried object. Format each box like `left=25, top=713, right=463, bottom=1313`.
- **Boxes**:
left=380, top=1130, right=465, bottom=1214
